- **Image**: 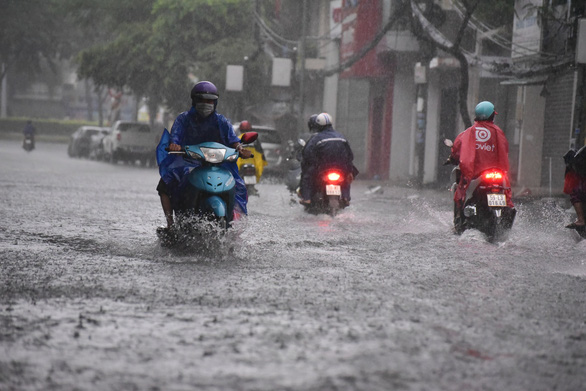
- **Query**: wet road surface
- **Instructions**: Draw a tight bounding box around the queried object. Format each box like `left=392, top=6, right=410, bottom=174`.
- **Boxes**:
left=1, top=141, right=585, bottom=390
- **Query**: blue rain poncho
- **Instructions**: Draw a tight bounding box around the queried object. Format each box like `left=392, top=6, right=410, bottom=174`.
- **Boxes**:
left=156, top=108, right=248, bottom=214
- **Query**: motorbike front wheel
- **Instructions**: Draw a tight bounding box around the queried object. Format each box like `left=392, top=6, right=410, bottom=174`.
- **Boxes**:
left=217, top=216, right=228, bottom=231
left=453, top=203, right=466, bottom=235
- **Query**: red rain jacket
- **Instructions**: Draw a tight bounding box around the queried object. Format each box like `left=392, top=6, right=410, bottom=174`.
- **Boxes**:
left=450, top=121, right=513, bottom=207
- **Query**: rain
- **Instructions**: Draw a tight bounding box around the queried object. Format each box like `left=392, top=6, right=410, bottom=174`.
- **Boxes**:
left=1, top=1, right=586, bottom=390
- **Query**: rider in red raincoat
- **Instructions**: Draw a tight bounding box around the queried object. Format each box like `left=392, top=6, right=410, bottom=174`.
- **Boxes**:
left=448, top=101, right=514, bottom=220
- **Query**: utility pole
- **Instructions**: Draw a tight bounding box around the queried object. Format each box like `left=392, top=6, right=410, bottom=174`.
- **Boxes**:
left=1, top=63, right=6, bottom=118
left=297, top=0, right=308, bottom=129
left=254, top=0, right=260, bottom=43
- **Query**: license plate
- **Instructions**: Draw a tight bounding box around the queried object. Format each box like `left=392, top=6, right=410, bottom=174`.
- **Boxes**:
left=326, top=184, right=341, bottom=195
left=487, top=193, right=506, bottom=207
left=244, top=175, right=257, bottom=185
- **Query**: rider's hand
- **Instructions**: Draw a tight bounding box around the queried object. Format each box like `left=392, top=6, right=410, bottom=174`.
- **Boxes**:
left=239, top=147, right=253, bottom=159
left=443, top=156, right=456, bottom=166
left=168, top=143, right=182, bottom=151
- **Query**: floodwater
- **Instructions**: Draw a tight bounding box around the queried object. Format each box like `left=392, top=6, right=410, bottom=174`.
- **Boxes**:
left=1, top=141, right=585, bottom=391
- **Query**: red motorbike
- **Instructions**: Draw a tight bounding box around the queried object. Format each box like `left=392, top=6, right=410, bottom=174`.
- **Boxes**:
left=450, top=166, right=516, bottom=241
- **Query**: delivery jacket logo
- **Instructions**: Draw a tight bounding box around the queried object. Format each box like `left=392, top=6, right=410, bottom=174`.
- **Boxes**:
left=475, top=127, right=491, bottom=142
left=475, top=127, right=495, bottom=151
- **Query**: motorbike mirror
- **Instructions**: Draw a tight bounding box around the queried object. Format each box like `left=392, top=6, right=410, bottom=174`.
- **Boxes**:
left=297, top=139, right=306, bottom=147
left=444, top=139, right=453, bottom=147
left=240, top=132, right=258, bottom=144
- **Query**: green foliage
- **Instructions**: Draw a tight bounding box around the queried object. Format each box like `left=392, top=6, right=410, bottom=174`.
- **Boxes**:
left=0, top=0, right=70, bottom=79
left=74, top=0, right=268, bottom=115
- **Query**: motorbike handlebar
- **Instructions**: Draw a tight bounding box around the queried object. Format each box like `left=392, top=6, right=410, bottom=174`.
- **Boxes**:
left=165, top=146, right=254, bottom=159
left=443, top=156, right=457, bottom=166
left=164, top=147, right=185, bottom=153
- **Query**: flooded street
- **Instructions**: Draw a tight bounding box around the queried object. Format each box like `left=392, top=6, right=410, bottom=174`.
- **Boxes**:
left=1, top=141, right=585, bottom=391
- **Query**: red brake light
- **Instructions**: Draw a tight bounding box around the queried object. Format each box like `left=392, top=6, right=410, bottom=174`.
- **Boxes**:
left=484, top=171, right=503, bottom=180
left=326, top=172, right=342, bottom=182
left=116, top=133, right=121, bottom=141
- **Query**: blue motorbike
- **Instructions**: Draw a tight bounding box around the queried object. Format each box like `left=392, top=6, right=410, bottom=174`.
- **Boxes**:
left=157, top=132, right=258, bottom=246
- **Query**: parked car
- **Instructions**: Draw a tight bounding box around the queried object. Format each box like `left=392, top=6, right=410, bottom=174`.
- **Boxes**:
left=88, top=128, right=110, bottom=161
left=235, top=123, right=284, bottom=175
left=102, top=121, right=158, bottom=166
left=68, top=126, right=110, bottom=158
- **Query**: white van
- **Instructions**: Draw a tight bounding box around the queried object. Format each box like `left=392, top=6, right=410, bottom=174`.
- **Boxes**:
left=102, top=121, right=158, bottom=166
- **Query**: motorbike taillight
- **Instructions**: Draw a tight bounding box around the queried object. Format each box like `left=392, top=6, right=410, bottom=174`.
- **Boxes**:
left=482, top=170, right=505, bottom=191
left=484, top=171, right=503, bottom=181
left=326, top=172, right=342, bottom=183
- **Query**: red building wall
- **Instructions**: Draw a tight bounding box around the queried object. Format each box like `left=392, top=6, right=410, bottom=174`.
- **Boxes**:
left=340, top=0, right=394, bottom=179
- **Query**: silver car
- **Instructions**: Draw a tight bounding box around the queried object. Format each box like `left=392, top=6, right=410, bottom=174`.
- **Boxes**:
left=68, top=126, right=110, bottom=158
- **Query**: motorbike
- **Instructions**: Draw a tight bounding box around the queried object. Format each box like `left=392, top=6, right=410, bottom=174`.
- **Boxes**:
left=303, top=167, right=351, bottom=216
left=239, top=162, right=258, bottom=196
left=236, top=137, right=266, bottom=197
left=23, top=134, right=35, bottom=152
left=562, top=147, right=586, bottom=239
left=284, top=138, right=305, bottom=193
left=444, top=139, right=516, bottom=242
left=157, top=132, right=258, bottom=246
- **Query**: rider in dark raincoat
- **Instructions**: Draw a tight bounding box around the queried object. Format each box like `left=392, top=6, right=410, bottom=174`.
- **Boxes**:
left=299, top=112, right=356, bottom=205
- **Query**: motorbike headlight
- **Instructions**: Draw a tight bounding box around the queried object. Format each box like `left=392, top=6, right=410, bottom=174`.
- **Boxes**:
left=226, top=154, right=238, bottom=162
left=200, top=147, right=226, bottom=163
left=186, top=150, right=203, bottom=160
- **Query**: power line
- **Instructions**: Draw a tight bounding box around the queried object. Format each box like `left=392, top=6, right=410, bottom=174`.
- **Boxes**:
left=411, top=0, right=574, bottom=78
left=451, top=0, right=560, bottom=59
left=253, top=11, right=298, bottom=47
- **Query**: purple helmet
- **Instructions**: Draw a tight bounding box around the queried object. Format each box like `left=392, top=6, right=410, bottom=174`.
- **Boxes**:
left=191, top=81, right=219, bottom=101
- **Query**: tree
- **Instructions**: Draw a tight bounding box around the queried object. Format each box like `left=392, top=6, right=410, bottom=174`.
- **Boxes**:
left=149, top=0, right=271, bottom=114
left=72, top=0, right=167, bottom=123
left=409, top=0, right=481, bottom=128
left=0, top=0, right=71, bottom=114
left=74, top=0, right=271, bottom=123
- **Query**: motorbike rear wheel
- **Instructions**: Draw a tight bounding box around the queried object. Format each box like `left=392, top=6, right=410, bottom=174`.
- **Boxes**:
left=484, top=209, right=513, bottom=243
left=328, top=195, right=341, bottom=216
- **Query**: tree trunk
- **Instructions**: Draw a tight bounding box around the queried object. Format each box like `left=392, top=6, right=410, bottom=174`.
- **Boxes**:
left=85, top=79, right=94, bottom=122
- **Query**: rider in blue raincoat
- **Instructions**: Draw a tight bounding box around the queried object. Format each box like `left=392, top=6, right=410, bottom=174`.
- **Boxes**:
left=156, top=81, right=251, bottom=230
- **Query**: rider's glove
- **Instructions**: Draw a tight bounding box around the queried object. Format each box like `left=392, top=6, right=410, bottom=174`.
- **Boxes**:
left=443, top=156, right=456, bottom=166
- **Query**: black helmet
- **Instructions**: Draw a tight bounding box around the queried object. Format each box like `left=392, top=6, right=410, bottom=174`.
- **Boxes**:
left=307, top=114, right=319, bottom=132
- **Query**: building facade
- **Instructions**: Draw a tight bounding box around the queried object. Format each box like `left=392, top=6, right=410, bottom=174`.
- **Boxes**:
left=320, top=0, right=584, bottom=195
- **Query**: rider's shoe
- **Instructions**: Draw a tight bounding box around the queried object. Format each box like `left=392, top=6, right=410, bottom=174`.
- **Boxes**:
left=156, top=226, right=169, bottom=235
left=157, top=226, right=177, bottom=246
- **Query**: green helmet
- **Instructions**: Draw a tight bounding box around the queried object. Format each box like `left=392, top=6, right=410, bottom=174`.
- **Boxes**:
left=474, top=101, right=495, bottom=121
